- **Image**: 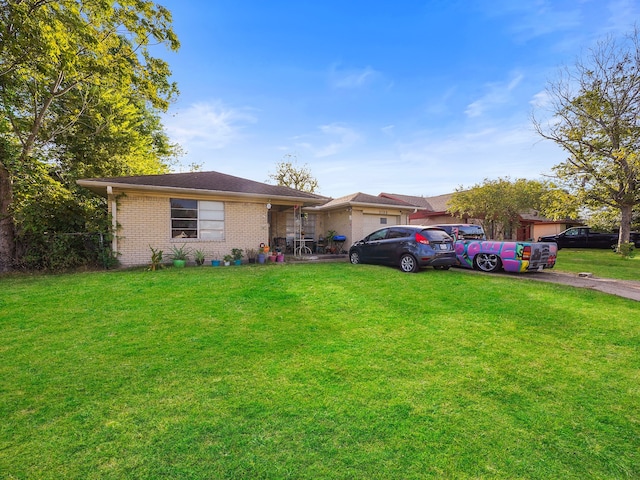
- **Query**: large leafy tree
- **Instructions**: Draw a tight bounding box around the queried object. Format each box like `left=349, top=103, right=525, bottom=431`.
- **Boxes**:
left=534, top=28, right=640, bottom=249
left=447, top=178, right=577, bottom=239
left=0, top=0, right=180, bottom=271
left=268, top=154, right=320, bottom=193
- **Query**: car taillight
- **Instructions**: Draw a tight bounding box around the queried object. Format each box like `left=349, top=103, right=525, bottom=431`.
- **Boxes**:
left=416, top=233, right=430, bottom=245
left=522, top=245, right=531, bottom=260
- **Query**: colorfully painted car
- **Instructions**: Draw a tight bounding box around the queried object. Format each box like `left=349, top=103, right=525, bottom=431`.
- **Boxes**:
left=432, top=224, right=558, bottom=273
left=349, top=225, right=458, bottom=273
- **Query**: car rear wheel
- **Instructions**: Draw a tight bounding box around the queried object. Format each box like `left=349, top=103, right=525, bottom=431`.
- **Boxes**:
left=349, top=251, right=361, bottom=264
left=473, top=253, right=501, bottom=273
left=399, top=254, right=419, bottom=273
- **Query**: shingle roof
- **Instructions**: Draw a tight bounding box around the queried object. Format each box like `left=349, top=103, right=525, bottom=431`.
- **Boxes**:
left=315, top=192, right=414, bottom=210
left=78, top=170, right=328, bottom=203
left=380, top=192, right=454, bottom=211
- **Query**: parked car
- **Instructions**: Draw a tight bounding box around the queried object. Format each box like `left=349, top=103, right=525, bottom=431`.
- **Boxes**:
left=539, top=226, right=640, bottom=249
left=348, top=226, right=457, bottom=273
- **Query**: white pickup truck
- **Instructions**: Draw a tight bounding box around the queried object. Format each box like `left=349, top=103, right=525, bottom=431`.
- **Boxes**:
left=432, top=224, right=558, bottom=273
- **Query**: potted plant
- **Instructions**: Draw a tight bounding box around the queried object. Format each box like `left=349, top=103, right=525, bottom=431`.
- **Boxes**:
left=223, top=254, right=233, bottom=266
left=326, top=229, right=337, bottom=253
left=258, top=243, right=268, bottom=263
left=246, top=248, right=257, bottom=264
left=147, top=245, right=164, bottom=271
left=194, top=249, right=206, bottom=266
left=211, top=252, right=221, bottom=267
left=169, top=244, right=191, bottom=267
left=231, top=248, right=244, bottom=265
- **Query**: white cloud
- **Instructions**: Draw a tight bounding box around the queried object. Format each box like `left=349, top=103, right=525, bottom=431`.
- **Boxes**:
left=477, top=1, right=583, bottom=41
left=425, top=87, right=458, bottom=116
left=529, top=90, right=552, bottom=109
left=164, top=101, right=257, bottom=149
left=390, top=118, right=566, bottom=194
left=603, top=0, right=640, bottom=36
left=329, top=64, right=380, bottom=89
left=381, top=125, right=395, bottom=136
left=294, top=123, right=362, bottom=158
left=465, top=72, right=524, bottom=118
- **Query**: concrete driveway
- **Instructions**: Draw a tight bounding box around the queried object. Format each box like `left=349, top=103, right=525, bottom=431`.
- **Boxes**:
left=489, top=270, right=640, bottom=302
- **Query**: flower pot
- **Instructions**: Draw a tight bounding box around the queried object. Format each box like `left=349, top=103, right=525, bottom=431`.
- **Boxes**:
left=211, top=260, right=221, bottom=267
left=276, top=254, right=285, bottom=262
left=257, top=253, right=266, bottom=264
left=268, top=255, right=277, bottom=262
left=172, top=259, right=186, bottom=268
left=234, top=259, right=242, bottom=266
left=224, top=261, right=231, bottom=266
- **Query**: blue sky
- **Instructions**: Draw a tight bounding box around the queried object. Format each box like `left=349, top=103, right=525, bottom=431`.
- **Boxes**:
left=157, top=0, right=639, bottom=198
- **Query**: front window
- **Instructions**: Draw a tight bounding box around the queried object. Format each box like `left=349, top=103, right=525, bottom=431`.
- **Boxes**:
left=171, top=198, right=224, bottom=240
left=368, top=229, right=388, bottom=241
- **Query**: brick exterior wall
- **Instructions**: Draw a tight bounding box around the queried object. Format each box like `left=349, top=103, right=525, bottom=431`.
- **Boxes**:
left=107, top=187, right=416, bottom=266
left=111, top=190, right=269, bottom=267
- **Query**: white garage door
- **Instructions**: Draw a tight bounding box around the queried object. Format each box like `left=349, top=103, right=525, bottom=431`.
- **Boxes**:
left=362, top=214, right=400, bottom=236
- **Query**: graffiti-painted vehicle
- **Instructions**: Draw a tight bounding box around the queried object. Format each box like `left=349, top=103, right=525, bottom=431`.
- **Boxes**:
left=432, top=224, right=558, bottom=273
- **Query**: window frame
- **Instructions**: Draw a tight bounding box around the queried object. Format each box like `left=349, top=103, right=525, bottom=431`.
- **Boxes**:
left=170, top=198, right=225, bottom=240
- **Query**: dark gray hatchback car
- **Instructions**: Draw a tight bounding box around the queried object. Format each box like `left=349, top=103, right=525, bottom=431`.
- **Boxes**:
left=349, top=225, right=457, bottom=273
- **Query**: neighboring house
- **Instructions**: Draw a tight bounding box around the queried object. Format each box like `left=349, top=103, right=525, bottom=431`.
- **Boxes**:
left=310, top=192, right=417, bottom=251
left=78, top=171, right=328, bottom=267
left=517, top=211, right=580, bottom=241
left=379, top=192, right=464, bottom=225
left=380, top=192, right=577, bottom=241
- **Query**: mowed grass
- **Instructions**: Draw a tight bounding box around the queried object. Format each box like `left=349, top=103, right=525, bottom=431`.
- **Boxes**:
left=1, top=263, right=639, bottom=479
left=554, top=248, right=640, bottom=280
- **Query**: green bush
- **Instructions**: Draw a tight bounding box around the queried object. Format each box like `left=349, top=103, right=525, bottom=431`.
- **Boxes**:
left=616, top=241, right=636, bottom=258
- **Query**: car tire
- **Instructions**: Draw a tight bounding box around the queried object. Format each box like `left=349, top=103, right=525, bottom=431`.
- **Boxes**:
left=399, top=254, right=419, bottom=273
left=349, top=251, right=361, bottom=264
left=434, top=265, right=450, bottom=270
left=473, top=253, right=501, bottom=273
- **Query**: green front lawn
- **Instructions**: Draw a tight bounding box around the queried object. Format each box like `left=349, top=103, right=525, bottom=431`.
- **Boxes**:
left=554, top=248, right=640, bottom=280
left=1, top=263, right=638, bottom=479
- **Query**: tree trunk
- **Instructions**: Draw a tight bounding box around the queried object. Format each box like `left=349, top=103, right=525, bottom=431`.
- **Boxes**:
left=618, top=203, right=633, bottom=249
left=0, top=162, right=16, bottom=272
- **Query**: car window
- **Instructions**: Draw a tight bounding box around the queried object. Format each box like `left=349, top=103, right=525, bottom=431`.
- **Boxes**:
left=367, top=229, right=388, bottom=241
left=457, top=225, right=485, bottom=239
left=387, top=228, right=410, bottom=239
left=421, top=229, right=452, bottom=241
